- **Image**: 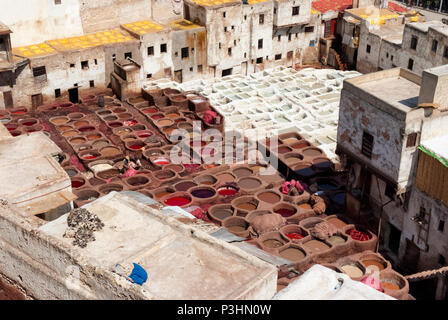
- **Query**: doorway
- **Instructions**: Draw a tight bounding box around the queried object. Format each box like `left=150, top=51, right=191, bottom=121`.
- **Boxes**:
left=388, top=223, right=402, bottom=256
left=3, top=91, right=13, bottom=108
left=31, top=93, right=43, bottom=108
left=174, top=70, right=183, bottom=83
left=68, top=87, right=79, bottom=104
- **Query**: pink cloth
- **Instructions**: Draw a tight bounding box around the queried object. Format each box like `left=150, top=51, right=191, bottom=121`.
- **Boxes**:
left=121, top=168, right=137, bottom=178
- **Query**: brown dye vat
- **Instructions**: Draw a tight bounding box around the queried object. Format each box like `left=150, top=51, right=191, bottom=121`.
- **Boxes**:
left=154, top=170, right=175, bottom=180
left=114, top=128, right=132, bottom=135
left=279, top=247, right=306, bottom=261
left=166, top=112, right=180, bottom=119
left=86, top=133, right=102, bottom=141
left=238, top=177, right=261, bottom=190
left=100, top=146, right=121, bottom=157
left=68, top=112, right=84, bottom=120
left=75, top=189, right=100, bottom=201
left=282, top=137, right=300, bottom=145
left=175, top=181, right=197, bottom=192
left=216, top=173, right=235, bottom=183
left=129, top=97, right=145, bottom=104
left=327, top=217, right=347, bottom=229
left=233, top=167, right=253, bottom=177
left=211, top=208, right=233, bottom=220
left=263, top=239, right=284, bottom=249
left=78, top=126, right=95, bottom=132
left=104, top=115, right=119, bottom=121
left=303, top=240, right=330, bottom=252
left=155, top=191, right=172, bottom=199
left=127, top=176, right=150, bottom=186
left=194, top=175, right=217, bottom=185
left=163, top=127, right=175, bottom=136
left=108, top=121, right=123, bottom=128
left=284, top=154, right=304, bottom=165
left=97, top=169, right=120, bottom=179
left=166, top=164, right=184, bottom=173
left=62, top=130, right=78, bottom=137
left=362, top=260, right=386, bottom=271
left=291, top=141, right=311, bottom=150
left=278, top=146, right=292, bottom=154
left=237, top=202, right=257, bottom=211
left=51, top=117, right=69, bottom=125
left=118, top=113, right=132, bottom=120
left=73, top=120, right=89, bottom=128
left=70, top=137, right=87, bottom=144
left=92, top=140, right=109, bottom=149
left=327, top=235, right=346, bottom=245
left=381, top=281, right=400, bottom=291
left=57, top=125, right=72, bottom=132
left=130, top=124, right=146, bottom=131
left=227, top=226, right=246, bottom=233
left=113, top=107, right=127, bottom=113
left=97, top=110, right=112, bottom=116
left=302, top=147, right=323, bottom=157
left=121, top=134, right=137, bottom=141
left=157, top=119, right=174, bottom=127
left=257, top=191, right=281, bottom=204
left=298, top=203, right=312, bottom=210
left=341, top=264, right=364, bottom=278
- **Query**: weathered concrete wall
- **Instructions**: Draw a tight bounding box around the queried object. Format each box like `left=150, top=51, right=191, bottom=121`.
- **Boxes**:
left=79, top=0, right=152, bottom=34
left=151, top=0, right=183, bottom=23
left=273, top=0, right=311, bottom=27
left=0, top=0, right=84, bottom=47
left=357, top=23, right=383, bottom=74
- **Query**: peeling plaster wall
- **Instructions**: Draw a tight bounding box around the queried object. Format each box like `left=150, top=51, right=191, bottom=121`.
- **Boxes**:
left=273, top=0, right=311, bottom=27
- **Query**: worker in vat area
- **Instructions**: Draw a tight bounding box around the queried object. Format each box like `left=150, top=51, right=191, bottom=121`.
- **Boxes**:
left=120, top=152, right=142, bottom=175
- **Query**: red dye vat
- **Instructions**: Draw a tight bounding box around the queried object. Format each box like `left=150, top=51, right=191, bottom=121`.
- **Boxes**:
left=22, top=121, right=37, bottom=126
left=218, top=187, right=238, bottom=196
left=83, top=155, right=98, bottom=160
left=71, top=180, right=85, bottom=188
left=274, top=208, right=296, bottom=217
left=79, top=126, right=95, bottom=132
left=154, top=157, right=170, bottom=165
left=12, top=111, right=26, bottom=115
left=347, top=229, right=371, bottom=241
left=285, top=233, right=304, bottom=240
left=142, top=107, right=158, bottom=114
left=151, top=114, right=164, bottom=120
left=164, top=196, right=191, bottom=206
left=108, top=122, right=122, bottom=128
left=124, top=120, right=138, bottom=126
left=129, top=144, right=144, bottom=150
left=137, top=132, right=152, bottom=138
left=26, top=129, right=38, bottom=133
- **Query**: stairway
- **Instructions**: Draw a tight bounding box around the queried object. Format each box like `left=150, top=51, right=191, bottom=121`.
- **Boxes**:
left=334, top=50, right=348, bottom=71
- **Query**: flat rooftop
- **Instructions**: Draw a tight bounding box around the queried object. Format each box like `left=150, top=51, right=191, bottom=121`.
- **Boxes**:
left=188, top=0, right=240, bottom=7
left=408, top=20, right=448, bottom=35
left=371, top=24, right=405, bottom=45
left=421, top=133, right=448, bottom=164
left=121, top=20, right=167, bottom=36
left=169, top=19, right=204, bottom=31
left=346, top=68, right=421, bottom=111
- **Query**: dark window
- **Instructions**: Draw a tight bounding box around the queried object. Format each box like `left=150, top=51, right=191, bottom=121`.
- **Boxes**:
left=223, top=11, right=226, bottom=18
left=94, top=59, right=98, bottom=65
left=278, top=35, right=281, bottom=41
left=54, top=0, right=61, bottom=4
left=388, top=224, right=401, bottom=255
left=222, top=68, right=232, bottom=77
left=366, top=44, right=371, bottom=53
left=385, top=183, right=395, bottom=199
left=406, top=132, right=418, bottom=147
left=224, top=26, right=227, bottom=32
left=32, top=66, right=47, bottom=78
left=231, top=26, right=234, bottom=30
left=309, top=40, right=315, bottom=47
left=175, top=52, right=178, bottom=57
left=386, top=52, right=389, bottom=58
left=259, top=14, right=265, bottom=24
left=288, top=34, right=292, bottom=41
left=219, top=43, right=222, bottom=49
left=274, top=8, right=277, bottom=14
left=444, top=46, right=448, bottom=59
left=256, top=57, right=263, bottom=64
left=81, top=60, right=89, bottom=70
left=410, top=36, right=418, bottom=50
left=124, top=52, right=132, bottom=59
left=244, top=15, right=247, bottom=20
left=234, top=40, right=237, bottom=46
left=258, top=39, right=263, bottom=49
left=198, top=65, right=203, bottom=73
left=244, top=52, right=247, bottom=58
left=439, top=254, right=446, bottom=266
left=228, top=48, right=232, bottom=56
left=361, top=131, right=374, bottom=159
left=89, top=80, right=94, bottom=88
left=147, top=73, right=152, bottom=79
left=275, top=54, right=282, bottom=60
left=391, top=55, right=394, bottom=61
left=287, top=51, right=293, bottom=59
left=305, top=26, right=314, bottom=33
left=112, top=54, right=116, bottom=61
left=292, top=6, right=300, bottom=16
left=438, top=220, right=445, bottom=232
left=432, top=39, right=438, bottom=52
left=70, top=63, right=75, bottom=68
left=181, top=47, right=189, bottom=59
left=148, top=46, right=154, bottom=56
left=160, top=43, right=167, bottom=53
left=55, top=89, right=61, bottom=98
left=189, top=67, right=193, bottom=71
left=408, top=58, right=414, bottom=70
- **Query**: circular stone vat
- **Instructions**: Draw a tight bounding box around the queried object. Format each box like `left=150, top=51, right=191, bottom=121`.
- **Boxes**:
left=100, top=146, right=121, bottom=157
left=232, top=167, right=253, bottom=178
left=86, top=132, right=102, bottom=141
left=50, top=116, right=69, bottom=125
left=97, top=110, right=112, bottom=116
left=279, top=245, right=306, bottom=262
left=257, top=190, right=281, bottom=204
left=360, top=254, right=388, bottom=272
left=79, top=150, right=101, bottom=160
left=151, top=113, right=164, bottom=120
left=78, top=126, right=96, bottom=133
left=113, top=107, right=127, bottom=113
left=69, top=136, right=87, bottom=144
left=142, top=107, right=158, bottom=114
left=260, top=232, right=288, bottom=249
left=283, top=153, right=304, bottom=165
left=216, top=172, right=236, bottom=183
left=217, top=185, right=239, bottom=196
left=92, top=140, right=109, bottom=149
left=68, top=112, right=85, bottom=120
left=222, top=217, right=249, bottom=237
left=127, top=176, right=150, bottom=187
left=302, top=239, right=331, bottom=253
left=73, top=120, right=89, bottom=128
left=194, top=174, right=217, bottom=185
left=19, top=118, right=38, bottom=127
left=156, top=119, right=174, bottom=127
left=26, top=125, right=42, bottom=133
left=291, top=140, right=311, bottom=150
left=71, top=177, right=86, bottom=189
left=208, top=204, right=234, bottom=223
left=97, top=168, right=120, bottom=180
left=302, top=147, right=324, bottom=158
left=104, top=115, right=119, bottom=121
left=232, top=196, right=259, bottom=212
left=174, top=181, right=197, bottom=192
left=340, top=262, right=365, bottom=279
left=118, top=113, right=133, bottom=120
left=135, top=130, right=153, bottom=139
left=75, top=189, right=100, bottom=201
left=62, top=130, right=79, bottom=138
left=154, top=169, right=175, bottom=181
left=273, top=203, right=297, bottom=218
left=10, top=130, right=22, bottom=137
left=278, top=146, right=293, bottom=154
left=126, top=140, right=145, bottom=150
left=313, top=157, right=334, bottom=171
left=152, top=156, right=171, bottom=166
left=238, top=177, right=262, bottom=190
left=191, top=186, right=216, bottom=199
left=164, top=194, right=192, bottom=207
left=107, top=121, right=123, bottom=128
left=114, top=127, right=132, bottom=136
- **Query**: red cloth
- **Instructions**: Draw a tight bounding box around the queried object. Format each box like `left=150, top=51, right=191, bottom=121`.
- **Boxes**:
left=203, top=110, right=217, bottom=125
left=69, top=155, right=86, bottom=172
